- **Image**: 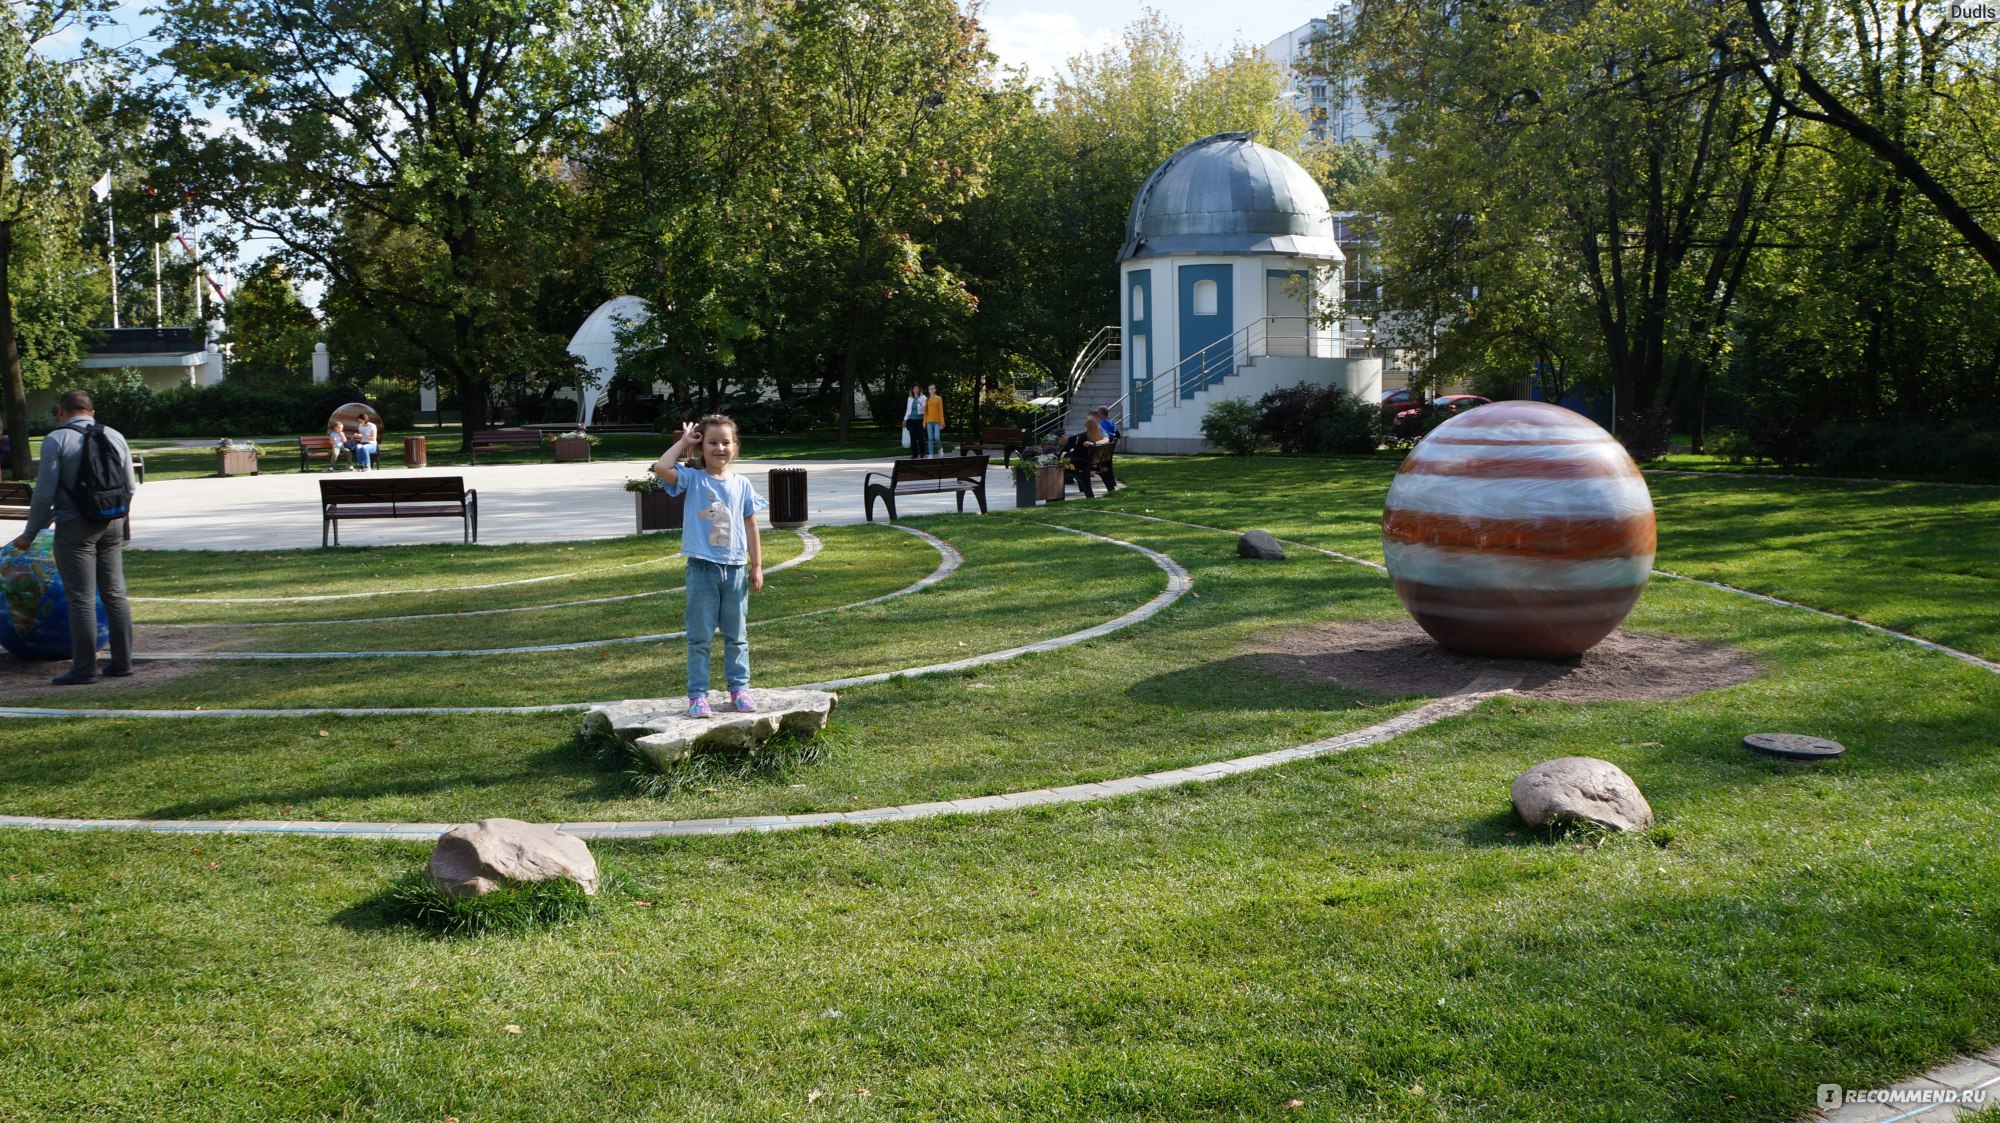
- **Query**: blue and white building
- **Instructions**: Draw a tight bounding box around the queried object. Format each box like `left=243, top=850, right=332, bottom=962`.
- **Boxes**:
left=1102, top=132, right=1381, bottom=453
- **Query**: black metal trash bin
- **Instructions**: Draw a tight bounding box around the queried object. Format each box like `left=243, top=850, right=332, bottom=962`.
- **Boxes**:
left=768, top=468, right=808, bottom=529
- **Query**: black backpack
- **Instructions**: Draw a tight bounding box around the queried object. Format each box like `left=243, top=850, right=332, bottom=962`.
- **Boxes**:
left=66, top=421, right=133, bottom=520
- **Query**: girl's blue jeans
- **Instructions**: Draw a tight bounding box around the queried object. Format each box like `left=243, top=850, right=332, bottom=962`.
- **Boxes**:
left=924, top=421, right=941, bottom=455
left=685, top=558, right=749, bottom=695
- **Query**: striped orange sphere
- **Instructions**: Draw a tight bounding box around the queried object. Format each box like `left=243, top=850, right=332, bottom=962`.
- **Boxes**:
left=1381, top=401, right=1655, bottom=659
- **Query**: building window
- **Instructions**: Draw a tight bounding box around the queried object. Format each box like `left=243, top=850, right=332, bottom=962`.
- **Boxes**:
left=1310, top=84, right=1326, bottom=99
left=1131, top=284, right=1145, bottom=322
left=1192, top=279, right=1219, bottom=317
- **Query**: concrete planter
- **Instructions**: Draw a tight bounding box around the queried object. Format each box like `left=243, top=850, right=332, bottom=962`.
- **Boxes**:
left=216, top=449, right=259, bottom=477
left=553, top=437, right=592, bottom=463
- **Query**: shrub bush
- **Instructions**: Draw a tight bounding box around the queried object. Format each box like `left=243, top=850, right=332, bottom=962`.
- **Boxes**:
left=1746, top=411, right=1818, bottom=468
left=1251, top=382, right=1381, bottom=454
left=726, top=389, right=841, bottom=434
left=1201, top=397, right=1262, bottom=455
left=1318, top=391, right=1382, bottom=454
left=1616, top=408, right=1672, bottom=463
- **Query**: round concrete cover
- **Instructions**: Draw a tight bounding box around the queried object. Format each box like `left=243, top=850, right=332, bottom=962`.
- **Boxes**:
left=1744, top=732, right=1846, bottom=760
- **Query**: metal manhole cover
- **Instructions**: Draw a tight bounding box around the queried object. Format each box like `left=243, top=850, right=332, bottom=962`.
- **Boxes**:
left=1744, top=732, right=1846, bottom=760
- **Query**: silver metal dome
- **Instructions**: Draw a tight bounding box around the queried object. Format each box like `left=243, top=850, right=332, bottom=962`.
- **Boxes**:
left=1117, top=133, right=1342, bottom=263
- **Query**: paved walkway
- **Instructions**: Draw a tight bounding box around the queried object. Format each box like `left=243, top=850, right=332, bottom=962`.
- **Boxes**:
left=120, top=457, right=1035, bottom=551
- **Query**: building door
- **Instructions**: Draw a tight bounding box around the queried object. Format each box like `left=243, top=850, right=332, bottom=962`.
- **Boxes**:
left=1178, top=264, right=1233, bottom=398
left=1266, top=270, right=1310, bottom=357
left=1127, top=270, right=1152, bottom=423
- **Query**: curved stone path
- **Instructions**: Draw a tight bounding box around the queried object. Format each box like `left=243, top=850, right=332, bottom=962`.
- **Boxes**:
left=157, top=530, right=823, bottom=629
left=0, top=521, right=1181, bottom=718
left=1085, top=510, right=2000, bottom=678
left=132, top=551, right=685, bottom=603
left=142, top=528, right=945, bottom=659
left=0, top=673, right=1516, bottom=839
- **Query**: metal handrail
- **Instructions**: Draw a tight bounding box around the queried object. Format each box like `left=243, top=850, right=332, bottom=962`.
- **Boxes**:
left=1095, top=316, right=1336, bottom=435
left=1029, top=325, right=1121, bottom=443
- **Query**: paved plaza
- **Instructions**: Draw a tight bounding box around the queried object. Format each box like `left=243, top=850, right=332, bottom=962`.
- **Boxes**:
left=113, top=457, right=1039, bottom=550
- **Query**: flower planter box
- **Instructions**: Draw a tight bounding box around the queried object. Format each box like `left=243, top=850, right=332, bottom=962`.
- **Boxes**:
left=1035, top=464, right=1065, bottom=502
left=553, top=437, right=592, bottom=463
left=635, top=489, right=685, bottom=533
left=1013, top=476, right=1038, bottom=508
left=216, top=449, right=259, bottom=477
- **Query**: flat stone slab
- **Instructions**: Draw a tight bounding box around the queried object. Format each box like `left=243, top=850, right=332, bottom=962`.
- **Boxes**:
left=1745, top=732, right=1846, bottom=760
left=581, top=689, right=837, bottom=770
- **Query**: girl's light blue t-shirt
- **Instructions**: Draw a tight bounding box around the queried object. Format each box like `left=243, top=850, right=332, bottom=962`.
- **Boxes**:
left=666, top=465, right=767, bottom=565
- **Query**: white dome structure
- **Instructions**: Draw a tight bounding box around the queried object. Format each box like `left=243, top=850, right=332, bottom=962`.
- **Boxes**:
left=566, top=296, right=652, bottom=427
left=1112, top=133, right=1378, bottom=451
left=1118, top=132, right=1341, bottom=262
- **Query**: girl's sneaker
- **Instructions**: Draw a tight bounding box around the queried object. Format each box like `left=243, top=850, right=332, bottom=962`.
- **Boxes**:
left=730, top=689, right=756, bottom=712
left=686, top=694, right=713, bottom=718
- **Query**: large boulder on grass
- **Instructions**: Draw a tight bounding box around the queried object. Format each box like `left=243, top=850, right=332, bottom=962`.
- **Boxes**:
left=581, top=688, right=838, bottom=771
left=1238, top=530, right=1287, bottom=560
left=1510, top=757, right=1653, bottom=833
left=429, top=818, right=599, bottom=899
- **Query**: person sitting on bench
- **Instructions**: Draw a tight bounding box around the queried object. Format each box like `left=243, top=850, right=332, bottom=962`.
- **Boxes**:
left=1062, top=420, right=1109, bottom=498
left=327, top=421, right=350, bottom=470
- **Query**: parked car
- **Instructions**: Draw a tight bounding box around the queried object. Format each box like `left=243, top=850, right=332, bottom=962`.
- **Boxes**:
left=1380, top=387, right=1418, bottom=411
left=1432, top=394, right=1492, bottom=415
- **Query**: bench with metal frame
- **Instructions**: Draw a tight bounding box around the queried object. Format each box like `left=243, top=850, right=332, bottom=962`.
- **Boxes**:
left=320, top=476, right=477, bottom=546
left=863, top=454, right=990, bottom=523
left=467, top=428, right=544, bottom=464
left=955, top=426, right=1027, bottom=467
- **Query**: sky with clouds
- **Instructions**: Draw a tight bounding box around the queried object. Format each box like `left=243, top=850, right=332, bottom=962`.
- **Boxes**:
left=977, top=1, right=1329, bottom=83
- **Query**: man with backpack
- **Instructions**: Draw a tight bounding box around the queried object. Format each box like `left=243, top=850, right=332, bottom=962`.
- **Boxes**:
left=11, top=390, right=136, bottom=685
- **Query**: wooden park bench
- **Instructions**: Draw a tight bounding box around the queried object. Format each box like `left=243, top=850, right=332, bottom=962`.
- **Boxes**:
left=0, top=481, right=30, bottom=520
left=467, top=428, right=544, bottom=464
left=863, top=454, right=990, bottom=523
left=956, top=426, right=1027, bottom=466
left=297, top=435, right=347, bottom=471
left=320, top=476, right=478, bottom=546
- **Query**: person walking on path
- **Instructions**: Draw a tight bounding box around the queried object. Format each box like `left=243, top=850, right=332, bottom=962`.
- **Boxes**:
left=11, top=390, right=136, bottom=685
left=903, top=385, right=926, bottom=455
left=652, top=414, right=767, bottom=718
left=923, top=383, right=945, bottom=456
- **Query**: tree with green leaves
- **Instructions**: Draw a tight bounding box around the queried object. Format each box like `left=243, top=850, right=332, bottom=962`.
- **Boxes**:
left=160, top=0, right=591, bottom=445
left=1, top=0, right=116, bottom=476
left=773, top=0, right=1009, bottom=441
left=219, top=259, right=318, bottom=387
left=1327, top=0, right=1790, bottom=448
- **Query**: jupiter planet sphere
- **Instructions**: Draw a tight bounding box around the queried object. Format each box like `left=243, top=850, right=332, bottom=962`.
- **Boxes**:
left=1381, top=401, right=1656, bottom=659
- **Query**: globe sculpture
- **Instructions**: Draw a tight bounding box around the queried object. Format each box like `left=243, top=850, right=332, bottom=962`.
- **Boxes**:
left=0, top=530, right=110, bottom=662
left=1381, top=400, right=1655, bottom=659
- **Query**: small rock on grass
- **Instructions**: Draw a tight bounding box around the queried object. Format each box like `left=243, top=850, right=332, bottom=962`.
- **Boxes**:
left=429, top=818, right=599, bottom=898
left=1238, top=530, right=1287, bottom=560
left=1510, top=757, right=1653, bottom=833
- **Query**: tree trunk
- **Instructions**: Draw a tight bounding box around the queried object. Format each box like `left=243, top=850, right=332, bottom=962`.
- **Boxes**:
left=0, top=219, right=28, bottom=479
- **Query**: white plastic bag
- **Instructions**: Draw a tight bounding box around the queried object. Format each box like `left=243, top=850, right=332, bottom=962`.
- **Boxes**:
left=900, top=426, right=911, bottom=449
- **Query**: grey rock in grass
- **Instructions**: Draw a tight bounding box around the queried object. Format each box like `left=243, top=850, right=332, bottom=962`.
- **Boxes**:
left=1510, top=757, right=1653, bottom=832
left=1238, top=530, right=1287, bottom=560
left=581, top=688, right=837, bottom=771
left=429, top=817, right=599, bottom=898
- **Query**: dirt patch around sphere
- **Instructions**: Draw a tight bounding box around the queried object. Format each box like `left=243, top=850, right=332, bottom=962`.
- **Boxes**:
left=1249, top=618, right=1760, bottom=702
left=0, top=642, right=206, bottom=702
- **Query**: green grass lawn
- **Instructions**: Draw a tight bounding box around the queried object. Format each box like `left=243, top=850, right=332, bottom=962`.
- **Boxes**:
left=113, top=428, right=912, bottom=480
left=0, top=455, right=1995, bottom=1122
